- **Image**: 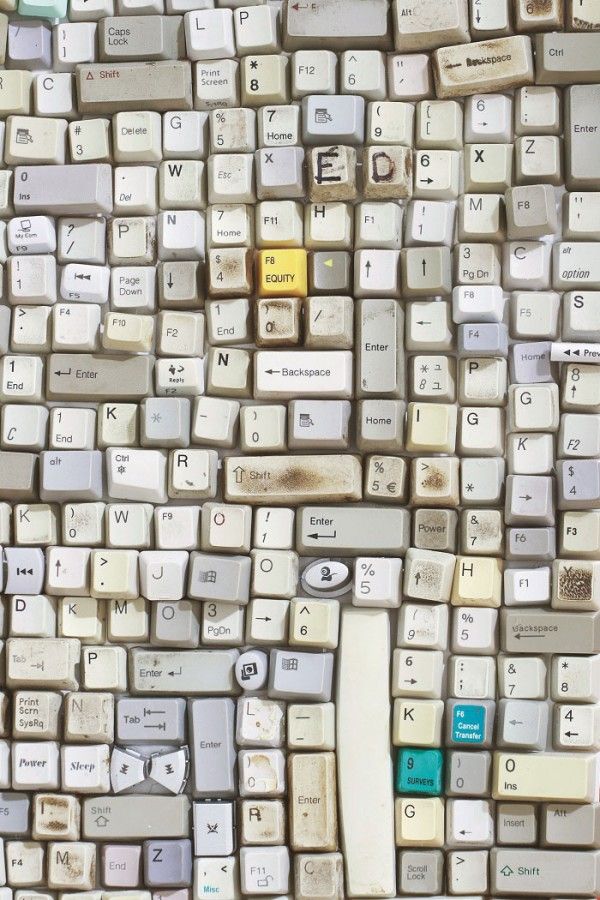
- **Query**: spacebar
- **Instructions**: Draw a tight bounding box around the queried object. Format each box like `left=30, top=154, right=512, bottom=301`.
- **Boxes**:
left=336, top=607, right=396, bottom=898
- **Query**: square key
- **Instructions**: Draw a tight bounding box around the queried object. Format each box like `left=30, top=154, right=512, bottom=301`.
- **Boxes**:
left=497, top=699, right=548, bottom=751
left=398, top=849, right=444, bottom=895
left=309, top=251, right=352, bottom=295
left=445, top=699, right=495, bottom=748
left=396, top=748, right=443, bottom=796
left=446, top=751, right=491, bottom=797
left=7, top=20, right=52, bottom=69
left=144, top=840, right=193, bottom=888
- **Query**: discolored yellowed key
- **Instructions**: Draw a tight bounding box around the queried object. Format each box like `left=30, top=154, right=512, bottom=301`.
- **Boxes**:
left=76, top=61, right=193, bottom=113
left=224, top=455, right=362, bottom=505
left=46, top=354, right=154, bottom=401
left=289, top=752, right=337, bottom=851
left=433, top=36, right=534, bottom=98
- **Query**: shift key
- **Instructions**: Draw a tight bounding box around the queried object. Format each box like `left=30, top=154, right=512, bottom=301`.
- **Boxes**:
left=224, top=455, right=362, bottom=505
left=83, top=796, right=190, bottom=839
left=46, top=354, right=154, bottom=400
left=76, top=61, right=192, bottom=113
left=490, top=848, right=600, bottom=896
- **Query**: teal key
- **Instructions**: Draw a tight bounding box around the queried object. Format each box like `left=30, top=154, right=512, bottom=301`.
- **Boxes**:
left=18, top=0, right=67, bottom=19
left=396, top=748, right=443, bottom=796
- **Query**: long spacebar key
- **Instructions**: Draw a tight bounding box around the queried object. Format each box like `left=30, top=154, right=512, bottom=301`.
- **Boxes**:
left=337, top=608, right=396, bottom=897
left=433, top=36, right=534, bottom=98
left=83, top=795, right=190, bottom=839
left=130, top=649, right=239, bottom=695
left=47, top=354, right=154, bottom=400
left=490, top=849, right=600, bottom=896
left=76, top=61, right=192, bottom=112
left=224, top=455, right=362, bottom=504
left=14, top=164, right=113, bottom=215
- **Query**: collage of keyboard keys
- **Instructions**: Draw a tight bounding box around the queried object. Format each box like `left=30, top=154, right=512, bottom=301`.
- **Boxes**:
left=0, top=0, right=600, bottom=897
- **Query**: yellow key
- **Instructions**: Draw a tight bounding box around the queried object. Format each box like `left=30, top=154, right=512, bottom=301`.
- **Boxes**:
left=258, top=249, right=308, bottom=298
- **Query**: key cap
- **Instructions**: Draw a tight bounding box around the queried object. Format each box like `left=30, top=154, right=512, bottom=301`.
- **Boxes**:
left=224, top=454, right=360, bottom=505
left=189, top=698, right=235, bottom=798
left=337, top=607, right=395, bottom=897
left=99, top=15, right=183, bottom=61
left=297, top=505, right=409, bottom=556
left=77, top=61, right=192, bottom=113
left=282, top=0, right=391, bottom=51
left=269, top=649, right=333, bottom=702
left=565, top=85, right=600, bottom=190
left=301, top=95, right=365, bottom=146
left=14, top=164, right=112, bottom=215
left=393, top=0, right=469, bottom=52
left=433, top=36, right=535, bottom=98
left=542, top=802, right=600, bottom=848
left=536, top=32, right=600, bottom=83
left=83, top=796, right=190, bottom=840
left=46, top=353, right=153, bottom=401
left=289, top=752, right=336, bottom=851
left=490, top=848, right=600, bottom=895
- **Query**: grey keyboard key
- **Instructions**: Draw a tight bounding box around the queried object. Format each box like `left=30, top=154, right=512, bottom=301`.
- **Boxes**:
left=458, top=323, right=509, bottom=358
left=565, top=85, right=600, bottom=190
left=130, top=648, right=239, bottom=696
left=40, top=450, right=103, bottom=502
left=502, top=608, right=600, bottom=654
left=296, top=505, right=411, bottom=556
left=447, top=751, right=491, bottom=797
left=505, top=476, right=555, bottom=526
left=535, top=32, right=600, bottom=84
left=188, top=553, right=251, bottom=604
left=189, top=698, right=236, bottom=798
left=497, top=699, right=548, bottom=751
left=99, top=16, right=184, bottom=62
left=309, top=251, right=352, bottom=294
left=490, top=847, right=600, bottom=895
left=268, top=649, right=334, bottom=701
left=0, top=451, right=37, bottom=501
left=141, top=398, right=191, bottom=448
left=542, top=803, right=600, bottom=849
left=510, top=342, right=553, bottom=384
left=144, top=839, right=192, bottom=887
left=558, top=459, right=600, bottom=509
left=7, top=20, right=51, bottom=70
left=288, top=400, right=351, bottom=450
left=0, top=793, right=30, bottom=835
left=83, top=795, right=190, bottom=839
left=398, top=850, right=443, bottom=895
left=14, top=165, right=113, bottom=216
left=497, top=803, right=537, bottom=846
left=283, top=0, right=391, bottom=50
left=46, top=354, right=154, bottom=401
left=77, top=61, right=193, bottom=113
left=116, top=698, right=186, bottom=743
left=5, top=546, right=44, bottom=594
left=0, top=307, right=10, bottom=356
left=506, top=527, right=556, bottom=561
left=193, top=801, right=235, bottom=857
left=301, top=95, right=365, bottom=145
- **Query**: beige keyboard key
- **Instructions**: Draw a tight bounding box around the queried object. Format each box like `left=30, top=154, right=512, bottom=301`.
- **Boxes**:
left=493, top=751, right=599, bottom=803
left=289, top=752, right=337, bottom=851
left=502, top=608, right=600, bottom=654
left=224, top=455, right=362, bottom=505
left=0, top=71, right=32, bottom=117
left=433, top=36, right=534, bottom=98
left=296, top=505, right=410, bottom=556
left=568, top=0, right=600, bottom=30
left=6, top=637, right=80, bottom=690
left=46, top=354, right=154, bottom=401
left=535, top=32, right=600, bottom=83
left=491, top=848, right=600, bottom=896
left=83, top=795, right=190, bottom=839
left=129, top=647, right=239, bottom=695
left=393, top=0, right=470, bottom=52
left=76, top=61, right=193, bottom=113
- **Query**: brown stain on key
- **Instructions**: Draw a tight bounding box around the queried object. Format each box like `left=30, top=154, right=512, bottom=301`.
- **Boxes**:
left=559, top=566, right=592, bottom=601
left=422, top=467, right=447, bottom=492
left=525, top=0, right=555, bottom=15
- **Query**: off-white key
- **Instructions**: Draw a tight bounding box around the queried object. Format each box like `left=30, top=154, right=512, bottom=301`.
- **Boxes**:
left=392, top=0, right=469, bottom=52
left=224, top=455, right=361, bottom=505
left=492, top=752, right=599, bottom=802
left=337, top=607, right=396, bottom=897
left=516, top=86, right=561, bottom=136
left=292, top=50, right=337, bottom=98
left=289, top=752, right=337, bottom=851
left=433, top=36, right=534, bottom=98
left=535, top=32, right=600, bottom=84
left=469, top=0, right=511, bottom=38
left=388, top=53, right=432, bottom=102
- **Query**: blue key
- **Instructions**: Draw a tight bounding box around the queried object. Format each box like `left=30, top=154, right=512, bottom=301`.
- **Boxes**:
left=17, top=0, right=67, bottom=20
left=396, top=748, right=443, bottom=796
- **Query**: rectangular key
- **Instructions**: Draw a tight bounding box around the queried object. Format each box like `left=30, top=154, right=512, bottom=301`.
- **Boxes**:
left=296, top=505, right=410, bottom=556
left=46, top=354, right=154, bottom=401
left=130, top=648, right=239, bottom=695
left=13, top=164, right=112, bottom=215
left=83, top=796, right=190, bottom=839
left=337, top=607, right=396, bottom=897
left=535, top=33, right=600, bottom=84
left=493, top=752, right=599, bottom=803
left=289, top=752, right=337, bottom=851
left=189, top=698, right=236, bottom=798
left=224, top=455, right=362, bottom=505
left=6, top=638, right=80, bottom=690
left=553, top=242, right=600, bottom=290
left=116, top=697, right=186, bottom=743
left=99, top=16, right=184, bottom=61
left=0, top=452, right=37, bottom=501
left=76, top=61, right=192, bottom=113
left=254, top=351, right=353, bottom=400
left=490, top=848, right=600, bottom=895
left=502, top=608, right=600, bottom=653
left=357, top=299, right=405, bottom=398
left=433, top=36, right=534, bottom=98
left=282, top=0, right=392, bottom=51
left=566, top=86, right=600, bottom=190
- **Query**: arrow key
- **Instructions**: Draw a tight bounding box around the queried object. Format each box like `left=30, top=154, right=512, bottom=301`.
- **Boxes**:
left=447, top=797, right=494, bottom=848
left=505, top=474, right=555, bottom=526
left=497, top=698, right=549, bottom=751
